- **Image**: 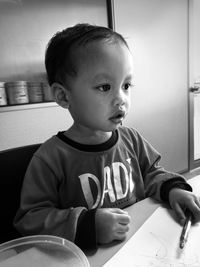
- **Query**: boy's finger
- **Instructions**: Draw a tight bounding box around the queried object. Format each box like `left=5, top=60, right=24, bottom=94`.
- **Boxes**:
left=111, top=208, right=128, bottom=215
left=173, top=203, right=186, bottom=225
left=116, top=213, right=131, bottom=224
left=194, top=197, right=200, bottom=209
left=187, top=200, right=200, bottom=223
left=114, top=231, right=127, bottom=241
left=116, top=224, right=130, bottom=233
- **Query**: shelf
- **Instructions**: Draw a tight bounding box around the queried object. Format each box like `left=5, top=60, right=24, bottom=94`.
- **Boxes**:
left=0, top=102, right=58, bottom=113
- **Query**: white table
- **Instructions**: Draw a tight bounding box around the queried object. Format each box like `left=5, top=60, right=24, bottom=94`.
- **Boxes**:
left=86, top=176, right=200, bottom=267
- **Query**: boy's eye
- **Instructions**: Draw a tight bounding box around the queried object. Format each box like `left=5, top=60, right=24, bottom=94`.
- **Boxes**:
left=124, top=83, right=132, bottom=90
left=96, top=84, right=111, bottom=92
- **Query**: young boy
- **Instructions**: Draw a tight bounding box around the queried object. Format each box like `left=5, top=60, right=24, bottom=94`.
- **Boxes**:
left=14, top=23, right=200, bottom=250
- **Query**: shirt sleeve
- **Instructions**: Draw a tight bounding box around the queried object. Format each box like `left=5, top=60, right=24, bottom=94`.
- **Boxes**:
left=160, top=177, right=193, bottom=203
left=13, top=154, right=89, bottom=247
left=75, top=209, right=97, bottom=250
left=132, top=129, right=191, bottom=201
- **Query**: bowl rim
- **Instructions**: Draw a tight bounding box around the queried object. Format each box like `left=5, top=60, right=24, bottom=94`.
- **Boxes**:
left=0, top=235, right=90, bottom=267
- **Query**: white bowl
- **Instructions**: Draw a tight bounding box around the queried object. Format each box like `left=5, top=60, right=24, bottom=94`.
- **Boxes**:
left=0, top=235, right=90, bottom=267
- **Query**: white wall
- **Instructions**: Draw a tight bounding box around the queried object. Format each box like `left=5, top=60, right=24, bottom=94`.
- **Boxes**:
left=189, top=0, right=200, bottom=85
left=189, top=0, right=200, bottom=165
left=0, top=0, right=108, bottom=150
left=0, top=0, right=108, bottom=81
left=114, top=0, right=189, bottom=172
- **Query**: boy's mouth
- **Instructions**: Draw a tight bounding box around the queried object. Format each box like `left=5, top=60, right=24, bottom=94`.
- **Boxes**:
left=109, top=111, right=126, bottom=124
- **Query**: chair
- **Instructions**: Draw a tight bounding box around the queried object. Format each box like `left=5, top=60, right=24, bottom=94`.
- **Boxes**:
left=0, top=144, right=40, bottom=243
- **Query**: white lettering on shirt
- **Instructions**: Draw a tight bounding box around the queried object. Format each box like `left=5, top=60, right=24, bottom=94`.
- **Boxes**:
left=79, top=158, right=134, bottom=209
left=78, top=173, right=101, bottom=209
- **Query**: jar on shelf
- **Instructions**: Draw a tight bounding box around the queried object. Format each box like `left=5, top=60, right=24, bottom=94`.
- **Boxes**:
left=0, top=82, right=7, bottom=106
left=6, top=81, right=29, bottom=105
left=28, top=82, right=43, bottom=103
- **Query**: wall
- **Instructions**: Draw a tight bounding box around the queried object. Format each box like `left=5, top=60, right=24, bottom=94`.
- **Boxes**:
left=0, top=0, right=108, bottom=81
left=189, top=0, right=200, bottom=167
left=0, top=0, right=108, bottom=150
left=189, top=0, right=200, bottom=85
left=114, top=0, right=189, bottom=172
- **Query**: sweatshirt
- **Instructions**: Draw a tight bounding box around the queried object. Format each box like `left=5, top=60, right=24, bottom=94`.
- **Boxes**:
left=14, top=126, right=192, bottom=250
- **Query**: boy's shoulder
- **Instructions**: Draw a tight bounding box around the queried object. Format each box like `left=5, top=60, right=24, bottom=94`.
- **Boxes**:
left=34, top=134, right=62, bottom=157
left=118, top=125, right=141, bottom=140
left=117, top=126, right=146, bottom=149
left=118, top=126, right=154, bottom=150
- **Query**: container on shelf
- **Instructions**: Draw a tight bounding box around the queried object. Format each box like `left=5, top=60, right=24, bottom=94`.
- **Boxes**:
left=0, top=82, right=7, bottom=106
left=6, top=81, right=29, bottom=105
left=28, top=82, right=43, bottom=103
left=42, top=82, right=54, bottom=102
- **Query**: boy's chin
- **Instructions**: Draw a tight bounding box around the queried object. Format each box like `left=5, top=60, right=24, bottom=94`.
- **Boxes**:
left=109, top=123, right=122, bottom=131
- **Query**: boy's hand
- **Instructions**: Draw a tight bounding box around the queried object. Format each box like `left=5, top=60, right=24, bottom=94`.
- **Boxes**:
left=95, top=208, right=131, bottom=244
left=168, top=188, right=200, bottom=225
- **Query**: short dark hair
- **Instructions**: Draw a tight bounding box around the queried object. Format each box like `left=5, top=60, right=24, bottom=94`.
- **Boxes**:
left=45, top=23, right=129, bottom=86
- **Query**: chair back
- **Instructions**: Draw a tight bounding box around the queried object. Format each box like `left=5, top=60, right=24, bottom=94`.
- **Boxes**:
left=0, top=144, right=40, bottom=243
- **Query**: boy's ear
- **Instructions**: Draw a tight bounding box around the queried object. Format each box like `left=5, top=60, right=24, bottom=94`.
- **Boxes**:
left=51, top=82, right=70, bottom=109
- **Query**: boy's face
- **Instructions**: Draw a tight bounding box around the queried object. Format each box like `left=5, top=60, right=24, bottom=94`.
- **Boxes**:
left=66, top=41, right=134, bottom=133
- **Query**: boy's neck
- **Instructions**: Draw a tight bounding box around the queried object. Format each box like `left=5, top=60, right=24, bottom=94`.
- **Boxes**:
left=64, top=126, right=113, bottom=145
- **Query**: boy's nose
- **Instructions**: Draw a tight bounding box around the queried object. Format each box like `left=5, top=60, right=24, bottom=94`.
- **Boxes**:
left=112, top=90, right=126, bottom=107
